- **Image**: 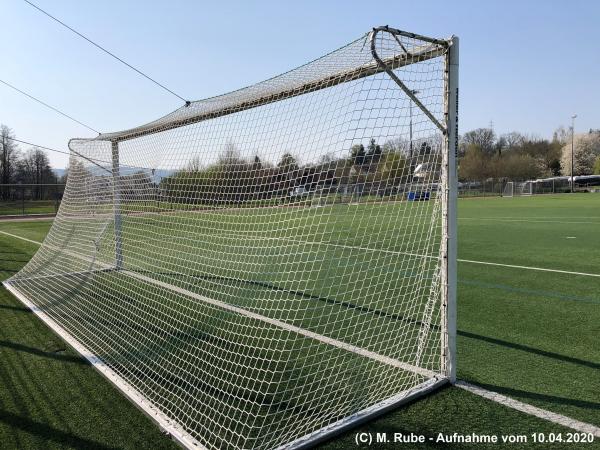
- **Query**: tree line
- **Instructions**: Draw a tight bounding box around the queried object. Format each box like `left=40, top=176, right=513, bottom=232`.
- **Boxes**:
left=159, top=138, right=419, bottom=205
left=0, top=125, right=61, bottom=199
left=459, top=126, right=600, bottom=181
left=4, top=119, right=600, bottom=206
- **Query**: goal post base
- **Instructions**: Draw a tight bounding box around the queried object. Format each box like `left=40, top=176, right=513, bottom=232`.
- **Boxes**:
left=281, top=377, right=449, bottom=450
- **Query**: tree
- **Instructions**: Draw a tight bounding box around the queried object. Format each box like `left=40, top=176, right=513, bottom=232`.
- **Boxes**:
left=365, top=138, right=382, bottom=165
left=552, top=126, right=570, bottom=145
left=496, top=152, right=542, bottom=181
left=461, top=128, right=496, bottom=155
left=350, top=144, right=365, bottom=166
left=497, top=132, right=526, bottom=155
left=252, top=155, right=262, bottom=171
left=376, top=151, right=407, bottom=186
left=382, top=137, right=410, bottom=157
left=17, top=147, right=56, bottom=185
left=186, top=155, right=203, bottom=172
left=560, top=132, right=600, bottom=176
left=0, top=125, right=20, bottom=197
left=593, top=156, right=600, bottom=175
left=16, top=147, right=57, bottom=200
left=516, top=138, right=561, bottom=177
left=459, top=144, right=490, bottom=181
left=277, top=153, right=298, bottom=173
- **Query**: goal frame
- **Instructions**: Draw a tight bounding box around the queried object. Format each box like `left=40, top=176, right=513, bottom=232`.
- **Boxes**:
left=519, top=181, right=533, bottom=196
left=5, top=26, right=459, bottom=450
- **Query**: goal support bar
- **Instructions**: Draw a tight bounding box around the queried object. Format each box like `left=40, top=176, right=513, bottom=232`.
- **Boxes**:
left=86, top=29, right=448, bottom=144
left=112, top=141, right=123, bottom=269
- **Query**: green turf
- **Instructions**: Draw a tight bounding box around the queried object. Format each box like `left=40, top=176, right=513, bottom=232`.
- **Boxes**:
left=0, top=194, right=599, bottom=449
left=0, top=200, right=58, bottom=216
left=0, top=230, right=179, bottom=450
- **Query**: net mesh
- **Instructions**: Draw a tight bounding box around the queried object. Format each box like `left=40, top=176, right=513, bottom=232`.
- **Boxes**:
left=6, top=28, right=452, bottom=450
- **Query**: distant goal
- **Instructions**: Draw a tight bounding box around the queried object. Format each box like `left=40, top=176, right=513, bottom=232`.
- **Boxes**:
left=503, top=181, right=532, bottom=197
left=4, top=26, right=458, bottom=450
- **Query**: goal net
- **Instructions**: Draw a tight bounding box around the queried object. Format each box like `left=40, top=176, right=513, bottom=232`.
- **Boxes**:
left=5, top=27, right=458, bottom=450
left=517, top=181, right=533, bottom=196
left=503, top=181, right=532, bottom=197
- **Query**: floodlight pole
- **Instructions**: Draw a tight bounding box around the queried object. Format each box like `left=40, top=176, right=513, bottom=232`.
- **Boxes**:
left=111, top=141, right=123, bottom=270
left=571, top=114, right=577, bottom=193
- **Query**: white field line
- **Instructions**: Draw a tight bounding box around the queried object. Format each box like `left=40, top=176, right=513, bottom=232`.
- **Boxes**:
left=0, top=230, right=45, bottom=245
left=5, top=228, right=600, bottom=435
left=0, top=229, right=435, bottom=379
left=462, top=216, right=600, bottom=220
left=4, top=227, right=600, bottom=281
left=456, top=381, right=600, bottom=437
left=2, top=282, right=203, bottom=450
left=458, top=259, right=600, bottom=278
left=122, top=269, right=436, bottom=379
left=227, top=232, right=600, bottom=279
left=459, top=217, right=600, bottom=225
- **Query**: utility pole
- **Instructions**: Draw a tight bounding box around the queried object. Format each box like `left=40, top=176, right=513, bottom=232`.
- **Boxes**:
left=571, top=114, right=577, bottom=193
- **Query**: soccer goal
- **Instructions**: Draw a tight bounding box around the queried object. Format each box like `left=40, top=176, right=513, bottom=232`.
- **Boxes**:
left=503, top=181, right=532, bottom=197
left=517, top=181, right=533, bottom=196
left=5, top=26, right=458, bottom=450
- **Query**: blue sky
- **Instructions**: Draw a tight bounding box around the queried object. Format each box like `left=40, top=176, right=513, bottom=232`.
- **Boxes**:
left=1, top=0, right=599, bottom=168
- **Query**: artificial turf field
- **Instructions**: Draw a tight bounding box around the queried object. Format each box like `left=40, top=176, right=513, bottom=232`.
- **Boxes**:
left=0, top=194, right=598, bottom=449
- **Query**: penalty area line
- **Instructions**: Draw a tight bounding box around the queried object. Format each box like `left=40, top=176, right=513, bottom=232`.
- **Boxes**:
left=458, top=259, right=600, bottom=278
left=459, top=217, right=600, bottom=225
left=456, top=381, right=600, bottom=437
left=3, top=229, right=600, bottom=278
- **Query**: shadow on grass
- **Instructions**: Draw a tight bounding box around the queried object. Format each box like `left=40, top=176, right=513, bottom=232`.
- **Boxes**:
left=0, top=303, right=30, bottom=312
left=458, top=331, right=600, bottom=371
left=319, top=386, right=472, bottom=450
left=0, top=409, right=119, bottom=450
left=133, top=269, right=600, bottom=372
left=469, top=382, right=600, bottom=411
left=0, top=340, right=88, bottom=365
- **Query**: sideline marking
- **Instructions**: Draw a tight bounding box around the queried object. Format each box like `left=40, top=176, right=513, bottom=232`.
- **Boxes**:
left=459, top=217, right=600, bottom=225
left=458, top=259, right=600, bottom=278
left=456, top=381, right=600, bottom=437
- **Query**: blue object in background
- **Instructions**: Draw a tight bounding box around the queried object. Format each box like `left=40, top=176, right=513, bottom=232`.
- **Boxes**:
left=407, top=191, right=430, bottom=201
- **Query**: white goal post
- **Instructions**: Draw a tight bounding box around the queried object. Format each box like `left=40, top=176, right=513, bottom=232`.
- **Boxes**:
left=5, top=26, right=458, bottom=450
left=518, top=181, right=533, bottom=196
left=503, top=181, right=533, bottom=197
